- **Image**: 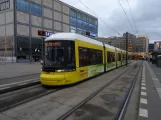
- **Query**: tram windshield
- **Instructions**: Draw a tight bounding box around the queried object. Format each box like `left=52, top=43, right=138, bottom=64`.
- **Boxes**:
left=43, top=41, right=75, bottom=70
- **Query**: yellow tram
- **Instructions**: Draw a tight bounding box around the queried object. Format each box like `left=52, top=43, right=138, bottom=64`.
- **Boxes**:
left=40, top=33, right=131, bottom=86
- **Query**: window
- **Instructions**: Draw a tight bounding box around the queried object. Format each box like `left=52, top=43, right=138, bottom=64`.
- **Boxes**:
left=77, top=19, right=82, bottom=29
left=16, top=0, right=42, bottom=16
left=94, top=19, right=98, bottom=25
left=82, top=21, right=88, bottom=30
left=86, top=16, right=89, bottom=22
left=31, top=38, right=42, bottom=56
left=123, top=54, right=125, bottom=60
left=92, top=25, right=97, bottom=33
left=67, top=42, right=75, bottom=68
left=88, top=17, right=92, bottom=23
left=79, top=47, right=102, bottom=67
left=70, top=26, right=76, bottom=33
left=31, top=2, right=42, bottom=17
left=107, top=52, right=115, bottom=62
left=118, top=53, right=121, bottom=61
left=82, top=14, right=87, bottom=21
left=17, top=36, right=30, bottom=57
left=70, top=17, right=76, bottom=27
left=43, top=41, right=75, bottom=71
left=77, top=12, right=81, bottom=20
left=90, top=32, right=96, bottom=37
left=45, top=41, right=65, bottom=67
left=70, top=9, right=76, bottom=18
left=76, top=28, right=82, bottom=34
left=16, top=0, right=29, bottom=13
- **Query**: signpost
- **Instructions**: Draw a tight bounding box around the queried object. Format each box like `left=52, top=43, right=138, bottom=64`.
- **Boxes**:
left=38, top=30, right=53, bottom=37
left=0, top=0, right=10, bottom=11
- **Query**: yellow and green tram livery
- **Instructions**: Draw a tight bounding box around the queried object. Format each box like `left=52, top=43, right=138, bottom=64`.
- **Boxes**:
left=40, top=33, right=131, bottom=86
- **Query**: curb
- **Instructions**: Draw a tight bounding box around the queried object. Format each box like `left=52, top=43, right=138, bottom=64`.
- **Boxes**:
left=0, top=73, right=40, bottom=81
left=0, top=81, right=40, bottom=94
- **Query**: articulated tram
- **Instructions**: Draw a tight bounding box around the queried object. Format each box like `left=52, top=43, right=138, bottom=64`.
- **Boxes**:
left=40, top=33, right=132, bottom=86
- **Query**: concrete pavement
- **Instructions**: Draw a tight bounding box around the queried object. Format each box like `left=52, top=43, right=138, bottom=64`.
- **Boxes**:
left=0, top=62, right=137, bottom=120
left=0, top=62, right=41, bottom=79
left=138, top=61, right=161, bottom=120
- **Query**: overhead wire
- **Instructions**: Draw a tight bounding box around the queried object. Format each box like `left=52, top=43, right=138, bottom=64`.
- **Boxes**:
left=126, top=0, right=138, bottom=33
left=78, top=0, right=122, bottom=36
left=117, top=0, right=136, bottom=34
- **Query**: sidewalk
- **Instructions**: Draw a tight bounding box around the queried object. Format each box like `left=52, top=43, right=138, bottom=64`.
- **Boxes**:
left=0, top=62, right=42, bottom=79
left=138, top=62, right=161, bottom=120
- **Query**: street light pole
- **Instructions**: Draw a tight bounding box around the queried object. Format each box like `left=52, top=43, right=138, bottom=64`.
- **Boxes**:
left=126, top=32, right=128, bottom=66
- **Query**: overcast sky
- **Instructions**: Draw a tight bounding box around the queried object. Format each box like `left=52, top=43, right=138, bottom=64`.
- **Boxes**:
left=61, top=0, right=161, bottom=43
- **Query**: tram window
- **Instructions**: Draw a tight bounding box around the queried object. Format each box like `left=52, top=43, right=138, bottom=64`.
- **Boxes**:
left=79, top=47, right=102, bottom=67
left=67, top=41, right=75, bottom=68
left=79, top=47, right=89, bottom=67
left=122, top=54, right=125, bottom=60
left=107, top=52, right=115, bottom=62
left=118, top=53, right=121, bottom=61
left=45, top=41, right=65, bottom=67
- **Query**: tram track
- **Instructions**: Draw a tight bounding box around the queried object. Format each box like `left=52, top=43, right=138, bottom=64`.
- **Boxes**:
left=0, top=64, right=130, bottom=112
left=56, top=62, right=141, bottom=120
left=0, top=84, right=59, bottom=112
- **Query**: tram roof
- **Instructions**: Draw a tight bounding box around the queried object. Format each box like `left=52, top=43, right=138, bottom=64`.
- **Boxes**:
left=45, top=33, right=104, bottom=46
left=46, top=33, right=126, bottom=52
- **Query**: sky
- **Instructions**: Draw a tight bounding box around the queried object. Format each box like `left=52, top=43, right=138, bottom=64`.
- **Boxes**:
left=60, top=0, right=161, bottom=43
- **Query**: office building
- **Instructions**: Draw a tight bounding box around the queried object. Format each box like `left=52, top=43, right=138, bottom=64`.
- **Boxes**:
left=98, top=33, right=149, bottom=53
left=0, top=0, right=98, bottom=62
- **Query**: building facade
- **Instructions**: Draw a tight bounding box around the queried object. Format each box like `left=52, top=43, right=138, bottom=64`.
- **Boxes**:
left=98, top=33, right=149, bottom=53
left=149, top=43, right=154, bottom=53
left=0, top=0, right=98, bottom=62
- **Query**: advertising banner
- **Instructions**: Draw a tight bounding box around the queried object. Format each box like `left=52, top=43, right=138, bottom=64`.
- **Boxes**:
left=0, top=0, right=10, bottom=11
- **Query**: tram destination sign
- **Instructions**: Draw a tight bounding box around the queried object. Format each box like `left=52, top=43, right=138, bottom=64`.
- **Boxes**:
left=0, top=0, right=10, bottom=11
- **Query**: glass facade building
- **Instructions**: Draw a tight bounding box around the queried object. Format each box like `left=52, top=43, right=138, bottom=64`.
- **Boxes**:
left=0, top=0, right=98, bottom=62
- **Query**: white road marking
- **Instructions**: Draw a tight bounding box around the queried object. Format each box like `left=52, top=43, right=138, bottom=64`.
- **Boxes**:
left=139, top=63, right=148, bottom=118
left=139, top=108, right=148, bottom=117
left=141, top=87, right=146, bottom=90
left=140, top=98, right=148, bottom=104
left=141, top=91, right=147, bottom=96
left=0, top=78, right=39, bottom=88
left=141, top=83, right=146, bottom=86
left=142, top=80, right=145, bottom=83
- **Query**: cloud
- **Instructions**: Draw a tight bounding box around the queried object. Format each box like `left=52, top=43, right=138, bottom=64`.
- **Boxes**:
left=61, top=0, right=161, bottom=41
